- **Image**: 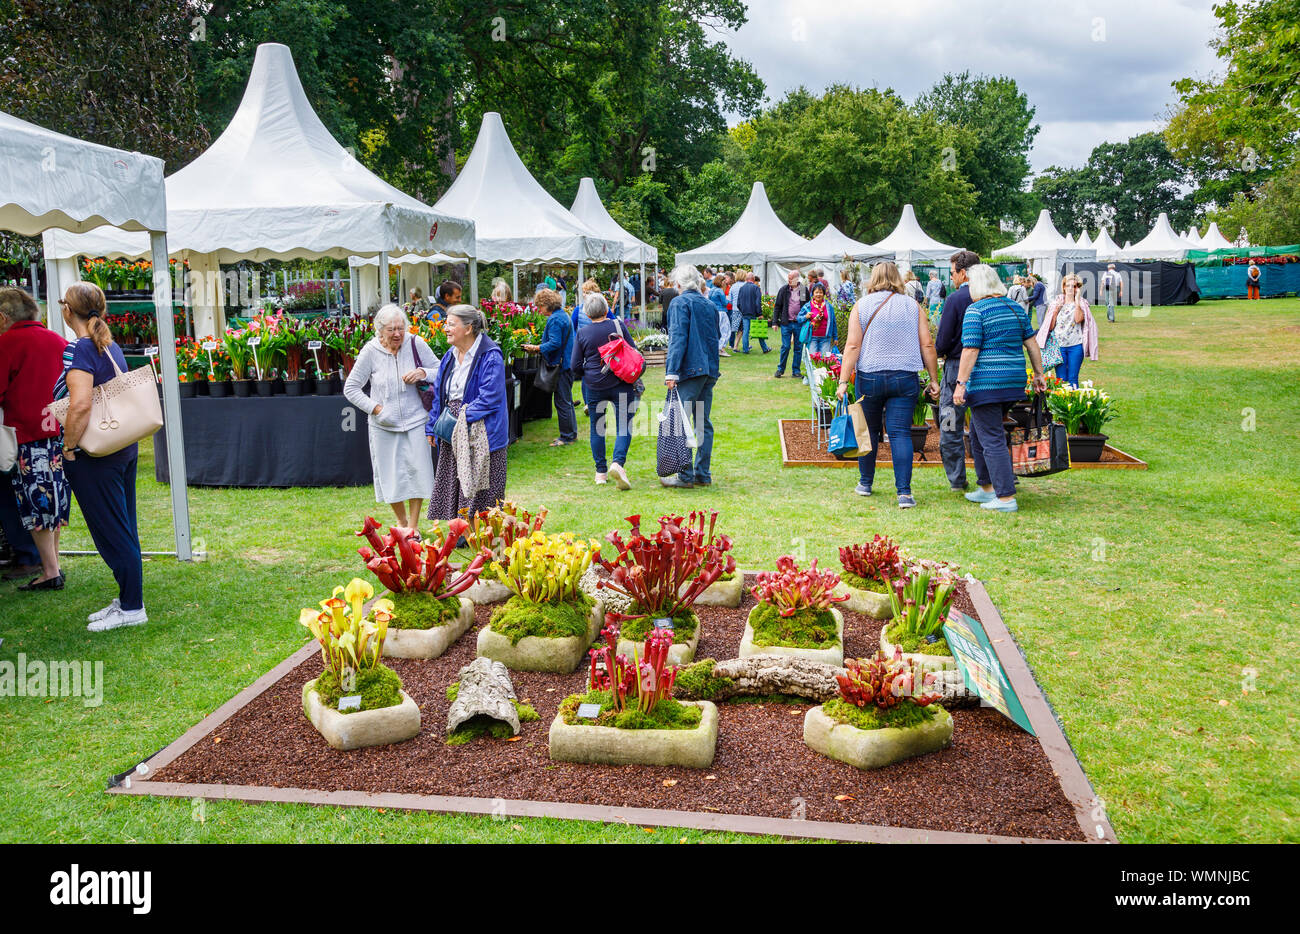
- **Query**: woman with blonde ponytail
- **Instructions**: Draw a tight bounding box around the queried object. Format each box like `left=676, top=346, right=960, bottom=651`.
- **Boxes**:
left=56, top=282, right=148, bottom=631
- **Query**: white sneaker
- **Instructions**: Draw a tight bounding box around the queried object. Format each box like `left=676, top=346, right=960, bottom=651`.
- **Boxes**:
left=594, top=472, right=607, bottom=485
left=608, top=463, right=632, bottom=490
left=88, top=598, right=121, bottom=623
left=87, top=607, right=148, bottom=632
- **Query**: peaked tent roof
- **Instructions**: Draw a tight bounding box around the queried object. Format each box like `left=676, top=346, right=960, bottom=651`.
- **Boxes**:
left=569, top=177, right=656, bottom=265
left=1092, top=228, right=1123, bottom=261
left=1063, top=233, right=1077, bottom=246
left=45, top=43, right=473, bottom=263
left=873, top=204, right=960, bottom=264
left=1, top=110, right=166, bottom=236
left=1120, top=212, right=1195, bottom=260
left=675, top=182, right=807, bottom=267
left=432, top=113, right=620, bottom=264
left=1200, top=222, right=1235, bottom=250
left=769, top=222, right=892, bottom=263
left=1185, top=227, right=1205, bottom=247
left=1075, top=230, right=1093, bottom=249
left=993, top=210, right=1071, bottom=258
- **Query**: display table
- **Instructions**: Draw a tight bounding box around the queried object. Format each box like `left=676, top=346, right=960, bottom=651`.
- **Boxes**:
left=153, top=395, right=378, bottom=487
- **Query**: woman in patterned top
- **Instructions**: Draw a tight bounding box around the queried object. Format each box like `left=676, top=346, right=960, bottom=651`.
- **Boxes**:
left=1036, top=274, right=1097, bottom=387
left=952, top=265, right=1047, bottom=514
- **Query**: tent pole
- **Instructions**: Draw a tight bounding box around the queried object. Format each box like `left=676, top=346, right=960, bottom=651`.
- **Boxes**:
left=511, top=263, right=518, bottom=300
left=639, top=261, right=646, bottom=322
left=348, top=266, right=358, bottom=314
left=378, top=251, right=389, bottom=306
left=618, top=260, right=625, bottom=316
left=469, top=258, right=479, bottom=305
left=578, top=261, right=584, bottom=290
left=150, top=231, right=193, bottom=561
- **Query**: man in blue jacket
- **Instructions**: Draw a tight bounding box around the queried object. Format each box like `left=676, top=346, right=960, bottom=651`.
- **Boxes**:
left=663, top=264, right=720, bottom=488
left=735, top=272, right=768, bottom=354
left=523, top=288, right=576, bottom=445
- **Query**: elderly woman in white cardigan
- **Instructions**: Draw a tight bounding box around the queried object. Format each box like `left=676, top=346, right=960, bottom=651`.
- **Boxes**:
left=344, top=304, right=439, bottom=533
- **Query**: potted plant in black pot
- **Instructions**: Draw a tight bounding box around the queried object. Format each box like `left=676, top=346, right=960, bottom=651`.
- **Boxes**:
left=910, top=376, right=931, bottom=455
left=1047, top=380, right=1116, bottom=462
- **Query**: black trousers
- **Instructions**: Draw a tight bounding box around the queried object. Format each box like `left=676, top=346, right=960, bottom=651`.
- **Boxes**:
left=64, top=453, right=144, bottom=611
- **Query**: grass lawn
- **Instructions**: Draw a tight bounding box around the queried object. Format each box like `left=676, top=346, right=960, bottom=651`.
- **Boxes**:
left=1, top=297, right=1296, bottom=843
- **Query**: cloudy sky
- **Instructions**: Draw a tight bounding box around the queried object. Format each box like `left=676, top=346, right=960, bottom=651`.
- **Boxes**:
left=722, top=0, right=1223, bottom=173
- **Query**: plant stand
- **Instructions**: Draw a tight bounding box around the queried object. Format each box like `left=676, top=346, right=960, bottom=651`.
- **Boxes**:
left=739, top=607, right=845, bottom=667
left=301, top=680, right=421, bottom=751
left=476, top=599, right=604, bottom=673
left=464, top=578, right=512, bottom=605
left=831, top=581, right=892, bottom=618
left=383, top=598, right=476, bottom=660
left=803, top=704, right=952, bottom=770
left=548, top=701, right=719, bottom=768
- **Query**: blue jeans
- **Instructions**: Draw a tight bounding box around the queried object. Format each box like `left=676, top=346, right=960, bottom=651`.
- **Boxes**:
left=1056, top=343, right=1084, bottom=386
left=742, top=318, right=769, bottom=353
left=778, top=323, right=803, bottom=375
left=807, top=335, right=834, bottom=354
left=854, top=370, right=919, bottom=495
left=587, top=383, right=636, bottom=472
left=969, top=403, right=1017, bottom=498
left=675, top=374, right=716, bottom=485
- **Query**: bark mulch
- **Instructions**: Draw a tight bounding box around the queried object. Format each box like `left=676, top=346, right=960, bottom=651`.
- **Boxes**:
left=154, top=577, right=1084, bottom=841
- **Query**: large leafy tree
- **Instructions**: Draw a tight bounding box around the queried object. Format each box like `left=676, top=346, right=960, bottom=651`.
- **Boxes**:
left=744, top=86, right=986, bottom=252
left=1212, top=161, right=1300, bottom=246
left=1165, top=0, right=1300, bottom=209
left=915, top=72, right=1039, bottom=229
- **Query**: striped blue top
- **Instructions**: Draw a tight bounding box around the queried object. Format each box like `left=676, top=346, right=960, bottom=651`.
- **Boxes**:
left=961, top=296, right=1034, bottom=404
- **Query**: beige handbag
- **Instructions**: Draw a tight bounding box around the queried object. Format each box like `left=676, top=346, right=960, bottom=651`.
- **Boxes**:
left=47, top=351, right=163, bottom=456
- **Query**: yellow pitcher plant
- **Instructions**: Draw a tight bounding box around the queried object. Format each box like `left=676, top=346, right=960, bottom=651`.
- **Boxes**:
left=299, top=578, right=394, bottom=679
left=492, top=531, right=599, bottom=605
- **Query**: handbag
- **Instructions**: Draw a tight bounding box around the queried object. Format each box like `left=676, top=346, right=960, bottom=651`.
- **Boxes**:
left=1008, top=393, right=1069, bottom=477
left=656, top=386, right=693, bottom=477
left=828, top=398, right=859, bottom=458
left=410, top=340, right=436, bottom=411
left=47, top=349, right=162, bottom=456
left=0, top=407, right=16, bottom=473
left=534, top=357, right=562, bottom=393
left=598, top=318, right=645, bottom=384
left=431, top=406, right=457, bottom=444
left=1040, top=328, right=1063, bottom=370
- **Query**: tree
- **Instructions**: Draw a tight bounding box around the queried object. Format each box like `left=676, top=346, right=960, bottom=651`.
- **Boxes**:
left=1030, top=166, right=1093, bottom=238
left=1212, top=161, right=1300, bottom=246
left=1165, top=0, right=1300, bottom=208
left=745, top=86, right=986, bottom=253
left=915, top=72, right=1039, bottom=228
left=0, top=0, right=210, bottom=170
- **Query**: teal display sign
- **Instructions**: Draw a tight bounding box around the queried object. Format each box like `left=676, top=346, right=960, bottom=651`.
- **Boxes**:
left=942, top=611, right=1035, bottom=735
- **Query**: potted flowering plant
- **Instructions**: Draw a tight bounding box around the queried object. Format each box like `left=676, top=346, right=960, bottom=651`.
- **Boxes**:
left=742, top=556, right=849, bottom=666
left=476, top=531, right=604, bottom=672
left=222, top=327, right=253, bottom=396
left=298, top=578, right=421, bottom=750
left=595, top=511, right=735, bottom=663
left=1047, top=380, right=1117, bottom=461
left=457, top=501, right=548, bottom=604
left=357, top=516, right=491, bottom=658
left=803, top=646, right=952, bottom=770
left=834, top=534, right=903, bottom=618
left=548, top=624, right=719, bottom=768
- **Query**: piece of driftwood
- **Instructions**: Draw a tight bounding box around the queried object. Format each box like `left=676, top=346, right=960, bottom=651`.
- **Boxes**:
left=447, top=657, right=520, bottom=735
left=680, top=655, right=845, bottom=701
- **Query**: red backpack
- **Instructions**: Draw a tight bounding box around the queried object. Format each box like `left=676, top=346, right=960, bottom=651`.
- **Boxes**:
left=598, top=318, right=645, bottom=384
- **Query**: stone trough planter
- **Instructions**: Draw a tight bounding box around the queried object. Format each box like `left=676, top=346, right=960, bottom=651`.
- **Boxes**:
left=301, top=679, right=421, bottom=751
left=803, top=704, right=953, bottom=770
left=548, top=700, right=719, bottom=768
left=476, top=599, right=604, bottom=673
left=688, top=574, right=744, bottom=608
left=464, top=578, right=512, bottom=605
left=383, top=598, right=476, bottom=659
left=831, top=580, right=892, bottom=618
left=739, top=606, right=844, bottom=667
left=616, top=618, right=700, bottom=666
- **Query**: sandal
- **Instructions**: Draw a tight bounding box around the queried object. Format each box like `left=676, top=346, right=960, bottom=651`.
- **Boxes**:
left=549, top=438, right=572, bottom=447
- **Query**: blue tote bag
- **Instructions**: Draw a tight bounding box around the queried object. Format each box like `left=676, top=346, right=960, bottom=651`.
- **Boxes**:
left=828, top=398, right=860, bottom=458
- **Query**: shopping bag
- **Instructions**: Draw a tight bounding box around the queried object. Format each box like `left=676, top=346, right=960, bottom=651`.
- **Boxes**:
left=1008, top=394, right=1069, bottom=477
left=828, top=399, right=859, bottom=457
left=1040, top=332, right=1063, bottom=370
left=748, top=318, right=769, bottom=341
left=846, top=398, right=871, bottom=454
left=656, top=386, right=692, bottom=477
left=598, top=318, right=645, bottom=384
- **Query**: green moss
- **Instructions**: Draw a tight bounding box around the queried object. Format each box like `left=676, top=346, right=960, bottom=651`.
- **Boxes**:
left=388, top=592, right=461, bottom=630
left=749, top=602, right=839, bottom=649
left=885, top=622, right=952, bottom=656
left=619, top=605, right=698, bottom=644
left=559, top=689, right=702, bottom=730
left=478, top=563, right=499, bottom=581
left=445, top=699, right=539, bottom=745
left=840, top=571, right=890, bottom=594
left=822, top=697, right=941, bottom=731
left=489, top=593, right=594, bottom=645
left=717, top=570, right=736, bottom=582
left=445, top=681, right=459, bottom=703
left=313, top=664, right=403, bottom=713
left=674, top=658, right=733, bottom=700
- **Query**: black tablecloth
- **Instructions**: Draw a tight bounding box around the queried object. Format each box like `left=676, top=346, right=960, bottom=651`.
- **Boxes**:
left=154, top=394, right=376, bottom=487
left=1063, top=260, right=1200, bottom=306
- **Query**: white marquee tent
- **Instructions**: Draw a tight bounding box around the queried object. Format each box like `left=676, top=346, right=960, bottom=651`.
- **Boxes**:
left=1199, top=222, right=1236, bottom=251
left=1075, top=230, right=1094, bottom=250
left=675, top=181, right=807, bottom=291
left=1063, top=233, right=1077, bottom=247
left=1, top=109, right=191, bottom=559
left=1184, top=227, right=1205, bottom=247
left=1120, top=213, right=1196, bottom=261
left=993, top=209, right=1096, bottom=289
left=570, top=176, right=657, bottom=313
left=43, top=43, right=475, bottom=335
left=769, top=222, right=892, bottom=264
left=1092, top=228, right=1123, bottom=262
left=872, top=204, right=961, bottom=270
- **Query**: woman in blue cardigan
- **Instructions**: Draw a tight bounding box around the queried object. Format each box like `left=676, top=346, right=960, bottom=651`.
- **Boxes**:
left=426, top=304, right=510, bottom=520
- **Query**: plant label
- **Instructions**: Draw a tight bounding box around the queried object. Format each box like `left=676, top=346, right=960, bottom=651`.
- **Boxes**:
left=201, top=340, right=218, bottom=350
left=337, top=695, right=362, bottom=712
left=247, top=336, right=261, bottom=347
left=576, top=703, right=602, bottom=719
left=307, top=340, right=323, bottom=351
left=145, top=346, right=159, bottom=356
left=652, top=617, right=674, bottom=630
